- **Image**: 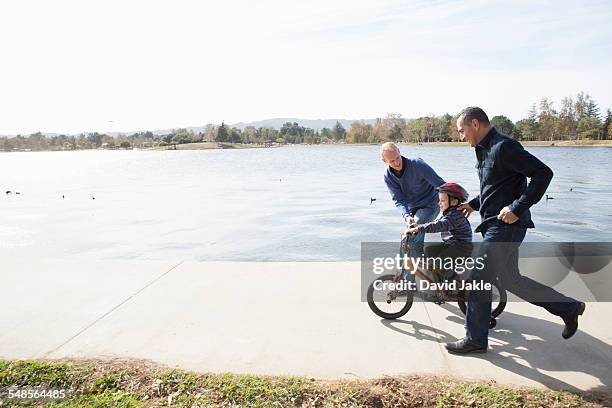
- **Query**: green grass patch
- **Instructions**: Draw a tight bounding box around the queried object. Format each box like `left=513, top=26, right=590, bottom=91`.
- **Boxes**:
left=0, top=360, right=74, bottom=388
left=93, top=372, right=126, bottom=392
left=47, top=391, right=140, bottom=408
left=201, top=372, right=313, bottom=406
left=0, top=359, right=608, bottom=407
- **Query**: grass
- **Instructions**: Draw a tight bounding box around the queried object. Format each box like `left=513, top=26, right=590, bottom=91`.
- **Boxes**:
left=0, top=360, right=74, bottom=388
left=0, top=358, right=609, bottom=407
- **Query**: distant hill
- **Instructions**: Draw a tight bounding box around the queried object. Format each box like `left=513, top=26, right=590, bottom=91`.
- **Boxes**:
left=2, top=118, right=378, bottom=137
left=118, top=118, right=377, bottom=135
left=231, top=118, right=377, bottom=132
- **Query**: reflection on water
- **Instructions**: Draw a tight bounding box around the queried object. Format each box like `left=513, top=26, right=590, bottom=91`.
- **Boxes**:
left=1, top=145, right=611, bottom=261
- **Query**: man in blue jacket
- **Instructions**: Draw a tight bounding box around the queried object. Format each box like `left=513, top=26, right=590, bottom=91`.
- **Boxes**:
left=446, top=107, right=585, bottom=355
left=381, top=142, right=445, bottom=258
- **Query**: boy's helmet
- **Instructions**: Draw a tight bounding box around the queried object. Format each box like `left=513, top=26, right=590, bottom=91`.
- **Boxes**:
left=436, top=182, right=469, bottom=203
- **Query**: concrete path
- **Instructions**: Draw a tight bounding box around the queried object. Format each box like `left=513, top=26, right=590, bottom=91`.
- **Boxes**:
left=0, top=260, right=610, bottom=395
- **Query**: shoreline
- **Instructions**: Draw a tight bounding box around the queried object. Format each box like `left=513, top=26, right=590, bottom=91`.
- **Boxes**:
left=3, top=139, right=611, bottom=153
left=161, top=140, right=612, bottom=149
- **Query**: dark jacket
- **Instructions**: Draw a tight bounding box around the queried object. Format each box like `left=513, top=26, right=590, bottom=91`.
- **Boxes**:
left=468, top=128, right=553, bottom=232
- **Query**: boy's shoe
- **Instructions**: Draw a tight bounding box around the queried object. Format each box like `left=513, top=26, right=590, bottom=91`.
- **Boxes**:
left=443, top=289, right=461, bottom=301
left=445, top=338, right=487, bottom=354
left=562, top=302, right=586, bottom=339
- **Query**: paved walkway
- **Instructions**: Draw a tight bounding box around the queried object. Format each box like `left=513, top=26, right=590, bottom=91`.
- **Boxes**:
left=1, top=259, right=610, bottom=395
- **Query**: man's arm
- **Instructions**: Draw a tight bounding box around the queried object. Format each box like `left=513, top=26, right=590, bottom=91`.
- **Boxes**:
left=415, top=157, right=445, bottom=187
left=500, top=140, right=553, bottom=216
left=467, top=195, right=481, bottom=211
left=384, top=174, right=411, bottom=219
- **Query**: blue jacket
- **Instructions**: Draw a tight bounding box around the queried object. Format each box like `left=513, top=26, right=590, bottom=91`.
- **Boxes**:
left=468, top=128, right=553, bottom=232
left=384, top=156, right=445, bottom=219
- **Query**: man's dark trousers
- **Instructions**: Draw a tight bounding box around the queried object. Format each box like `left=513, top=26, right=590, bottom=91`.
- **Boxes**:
left=466, top=222, right=579, bottom=347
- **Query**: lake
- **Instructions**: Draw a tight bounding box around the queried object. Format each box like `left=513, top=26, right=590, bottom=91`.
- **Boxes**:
left=1, top=145, right=611, bottom=261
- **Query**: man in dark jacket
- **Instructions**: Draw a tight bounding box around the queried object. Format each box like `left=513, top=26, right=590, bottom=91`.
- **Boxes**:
left=446, top=107, right=585, bottom=355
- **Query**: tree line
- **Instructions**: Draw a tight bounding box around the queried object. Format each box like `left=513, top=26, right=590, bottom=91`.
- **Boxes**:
left=2, top=92, right=610, bottom=151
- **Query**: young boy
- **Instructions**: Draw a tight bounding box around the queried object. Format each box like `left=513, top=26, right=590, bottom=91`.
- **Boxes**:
left=404, top=182, right=473, bottom=281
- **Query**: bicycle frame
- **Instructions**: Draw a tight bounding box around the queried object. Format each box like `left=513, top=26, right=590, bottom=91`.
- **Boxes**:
left=392, top=236, right=463, bottom=302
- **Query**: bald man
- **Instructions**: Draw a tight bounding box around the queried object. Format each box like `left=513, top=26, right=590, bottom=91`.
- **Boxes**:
left=381, top=142, right=445, bottom=258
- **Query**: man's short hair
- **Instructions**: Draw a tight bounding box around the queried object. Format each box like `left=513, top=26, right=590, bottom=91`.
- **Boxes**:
left=380, top=142, right=400, bottom=156
left=458, top=107, right=490, bottom=125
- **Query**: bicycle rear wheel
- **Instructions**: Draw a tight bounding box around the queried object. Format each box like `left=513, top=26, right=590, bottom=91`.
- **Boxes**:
left=367, top=274, right=414, bottom=319
left=457, top=280, right=507, bottom=318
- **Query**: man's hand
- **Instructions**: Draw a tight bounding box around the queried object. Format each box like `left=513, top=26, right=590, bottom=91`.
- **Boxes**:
left=459, top=203, right=475, bottom=218
left=498, top=206, right=519, bottom=224
left=403, top=227, right=419, bottom=236
left=405, top=215, right=416, bottom=227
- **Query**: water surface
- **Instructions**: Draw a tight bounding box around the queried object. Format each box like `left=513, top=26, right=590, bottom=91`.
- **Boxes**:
left=1, top=145, right=610, bottom=260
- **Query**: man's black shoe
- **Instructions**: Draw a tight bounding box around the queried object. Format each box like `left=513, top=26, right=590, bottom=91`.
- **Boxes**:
left=445, top=338, right=487, bottom=354
left=562, top=302, right=586, bottom=339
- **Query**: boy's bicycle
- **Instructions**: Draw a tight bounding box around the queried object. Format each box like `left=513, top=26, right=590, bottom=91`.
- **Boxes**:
left=366, top=236, right=506, bottom=329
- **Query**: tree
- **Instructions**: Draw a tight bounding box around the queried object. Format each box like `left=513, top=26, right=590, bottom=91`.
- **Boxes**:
left=519, top=104, right=539, bottom=140
left=160, top=133, right=173, bottom=144
left=27, top=132, right=49, bottom=150
left=586, top=99, right=601, bottom=120
left=86, top=132, right=103, bottom=147
left=382, top=113, right=406, bottom=142
left=538, top=98, right=557, bottom=140
left=76, top=133, right=93, bottom=149
left=332, top=121, right=346, bottom=142
left=490, top=115, right=515, bottom=137
left=577, top=117, right=601, bottom=139
left=436, top=113, right=453, bottom=141
left=257, top=127, right=279, bottom=143
left=280, top=122, right=310, bottom=144
left=303, top=131, right=320, bottom=144
left=515, top=119, right=533, bottom=141
left=242, top=126, right=257, bottom=144
left=216, top=122, right=228, bottom=142
left=448, top=115, right=459, bottom=141
left=346, top=121, right=372, bottom=143
left=558, top=96, right=576, bottom=139
left=171, top=128, right=192, bottom=145
left=202, top=124, right=216, bottom=142
left=373, top=118, right=390, bottom=142
left=320, top=128, right=333, bottom=142
left=574, top=92, right=588, bottom=122
left=422, top=117, right=438, bottom=143
left=191, top=131, right=203, bottom=143
left=511, top=126, right=523, bottom=141
left=101, top=135, right=115, bottom=147
left=119, top=140, right=132, bottom=149
left=228, top=127, right=242, bottom=143
left=406, top=116, right=437, bottom=143
left=600, top=109, right=612, bottom=140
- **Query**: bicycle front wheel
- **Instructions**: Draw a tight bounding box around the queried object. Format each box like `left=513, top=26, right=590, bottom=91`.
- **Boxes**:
left=367, top=274, right=414, bottom=319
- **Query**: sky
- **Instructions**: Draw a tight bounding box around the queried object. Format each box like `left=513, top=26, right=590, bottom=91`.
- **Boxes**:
left=1, top=0, right=611, bottom=135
